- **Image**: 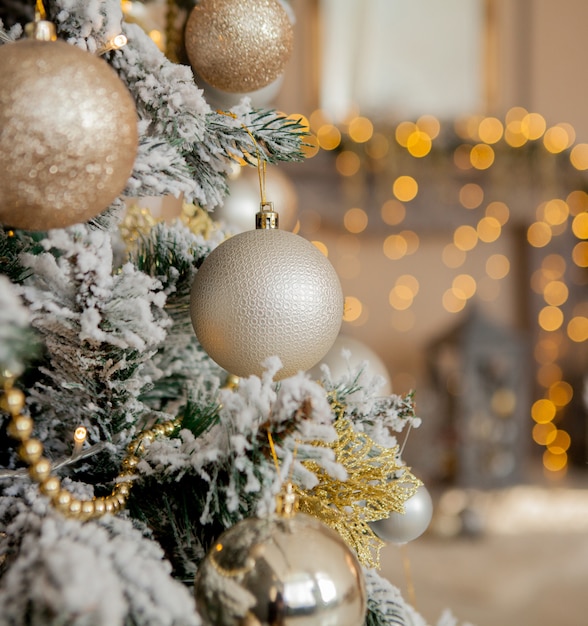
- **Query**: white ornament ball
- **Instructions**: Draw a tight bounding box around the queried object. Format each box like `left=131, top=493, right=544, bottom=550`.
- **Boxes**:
left=194, top=513, right=367, bottom=626
left=190, top=228, right=343, bottom=379
left=370, top=484, right=433, bottom=544
left=308, top=334, right=392, bottom=395
left=216, top=166, right=298, bottom=233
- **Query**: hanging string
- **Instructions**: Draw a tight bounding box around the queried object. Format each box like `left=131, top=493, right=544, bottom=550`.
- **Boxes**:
left=217, top=110, right=267, bottom=205
left=35, top=0, right=47, bottom=20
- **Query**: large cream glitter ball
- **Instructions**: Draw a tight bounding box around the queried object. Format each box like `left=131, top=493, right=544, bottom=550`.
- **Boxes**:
left=190, top=229, right=344, bottom=379
left=185, top=0, right=294, bottom=93
left=0, top=39, right=138, bottom=231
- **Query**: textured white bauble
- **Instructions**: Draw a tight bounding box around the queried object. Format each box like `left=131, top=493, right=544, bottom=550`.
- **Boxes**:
left=216, top=167, right=298, bottom=233
left=308, top=334, right=392, bottom=394
left=190, top=229, right=343, bottom=379
left=370, top=484, right=433, bottom=544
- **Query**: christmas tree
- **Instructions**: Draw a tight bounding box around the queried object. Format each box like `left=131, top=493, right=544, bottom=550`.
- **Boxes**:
left=0, top=2, right=466, bottom=625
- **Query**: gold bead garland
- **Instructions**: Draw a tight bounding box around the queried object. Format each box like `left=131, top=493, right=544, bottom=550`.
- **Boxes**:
left=1, top=376, right=181, bottom=521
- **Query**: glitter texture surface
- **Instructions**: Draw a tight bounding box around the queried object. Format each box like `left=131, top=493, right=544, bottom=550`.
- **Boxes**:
left=0, top=39, right=138, bottom=231
left=190, top=228, right=344, bottom=379
left=185, top=0, right=294, bottom=93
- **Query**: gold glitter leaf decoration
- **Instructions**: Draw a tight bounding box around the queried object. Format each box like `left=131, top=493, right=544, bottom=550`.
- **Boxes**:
left=297, top=411, right=421, bottom=569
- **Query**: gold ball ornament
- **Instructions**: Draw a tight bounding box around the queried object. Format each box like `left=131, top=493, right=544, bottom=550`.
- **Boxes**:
left=0, top=39, right=138, bottom=231
left=194, top=513, right=367, bottom=626
left=184, top=0, right=294, bottom=93
left=190, top=227, right=343, bottom=379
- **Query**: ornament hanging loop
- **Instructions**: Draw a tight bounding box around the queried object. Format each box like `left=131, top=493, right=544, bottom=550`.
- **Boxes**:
left=218, top=110, right=280, bottom=229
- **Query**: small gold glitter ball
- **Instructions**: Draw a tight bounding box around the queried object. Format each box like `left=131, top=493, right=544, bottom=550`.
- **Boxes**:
left=190, top=228, right=343, bottom=379
left=185, top=0, right=294, bottom=93
left=0, top=39, right=138, bottom=231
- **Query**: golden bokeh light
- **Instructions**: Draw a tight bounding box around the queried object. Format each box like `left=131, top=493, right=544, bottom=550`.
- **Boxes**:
left=540, top=199, right=569, bottom=226
left=567, top=189, right=588, bottom=215
left=395, top=121, right=418, bottom=147
left=442, top=289, right=467, bottom=313
left=459, top=183, right=484, bottom=209
left=572, top=241, right=588, bottom=267
left=348, top=116, right=374, bottom=143
left=537, top=362, right=563, bottom=388
left=567, top=315, right=588, bottom=342
left=542, top=254, right=567, bottom=278
left=571, top=211, right=588, bottom=238
left=505, top=122, right=527, bottom=147
left=538, top=305, right=564, bottom=331
left=388, top=284, right=414, bottom=310
left=548, top=380, right=573, bottom=407
left=505, top=106, right=529, bottom=123
left=453, top=224, right=478, bottom=251
left=527, top=221, right=552, bottom=247
left=477, top=116, right=504, bottom=144
left=486, top=253, right=510, bottom=279
left=400, top=229, right=420, bottom=254
left=343, top=207, right=368, bottom=233
left=543, top=125, right=572, bottom=153
left=543, top=449, right=567, bottom=472
left=570, top=143, right=588, bottom=170
left=343, top=296, right=363, bottom=322
left=470, top=143, right=495, bottom=169
left=309, top=108, right=329, bottom=133
left=531, top=398, right=556, bottom=423
left=534, top=336, right=560, bottom=364
left=442, top=243, right=466, bottom=268
left=485, top=201, right=510, bottom=225
left=381, top=199, right=406, bottom=225
left=336, top=150, right=361, bottom=176
left=396, top=273, right=420, bottom=295
left=520, top=112, right=546, bottom=140
left=417, top=114, right=440, bottom=139
left=543, top=280, right=569, bottom=306
left=532, top=422, right=557, bottom=446
left=392, top=175, right=418, bottom=202
left=547, top=430, right=571, bottom=454
left=365, top=133, right=389, bottom=160
left=452, top=273, right=477, bottom=299
left=383, top=234, right=408, bottom=260
left=317, top=124, right=341, bottom=150
left=477, top=216, right=502, bottom=242
left=407, top=131, right=432, bottom=157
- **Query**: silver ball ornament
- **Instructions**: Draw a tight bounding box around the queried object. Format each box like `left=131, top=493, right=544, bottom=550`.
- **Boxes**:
left=194, top=513, right=367, bottom=626
left=370, top=484, right=433, bottom=544
left=190, top=228, right=343, bottom=379
left=308, top=334, right=392, bottom=394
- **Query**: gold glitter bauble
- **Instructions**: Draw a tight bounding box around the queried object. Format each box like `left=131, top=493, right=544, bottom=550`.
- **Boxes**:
left=190, top=228, right=343, bottom=379
left=194, top=513, right=367, bottom=626
left=185, top=0, right=294, bottom=93
left=0, top=39, right=138, bottom=231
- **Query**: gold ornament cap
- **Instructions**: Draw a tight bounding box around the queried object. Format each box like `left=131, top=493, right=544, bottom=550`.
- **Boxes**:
left=25, top=20, right=57, bottom=41
left=275, top=482, right=299, bottom=518
left=255, top=201, right=279, bottom=230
